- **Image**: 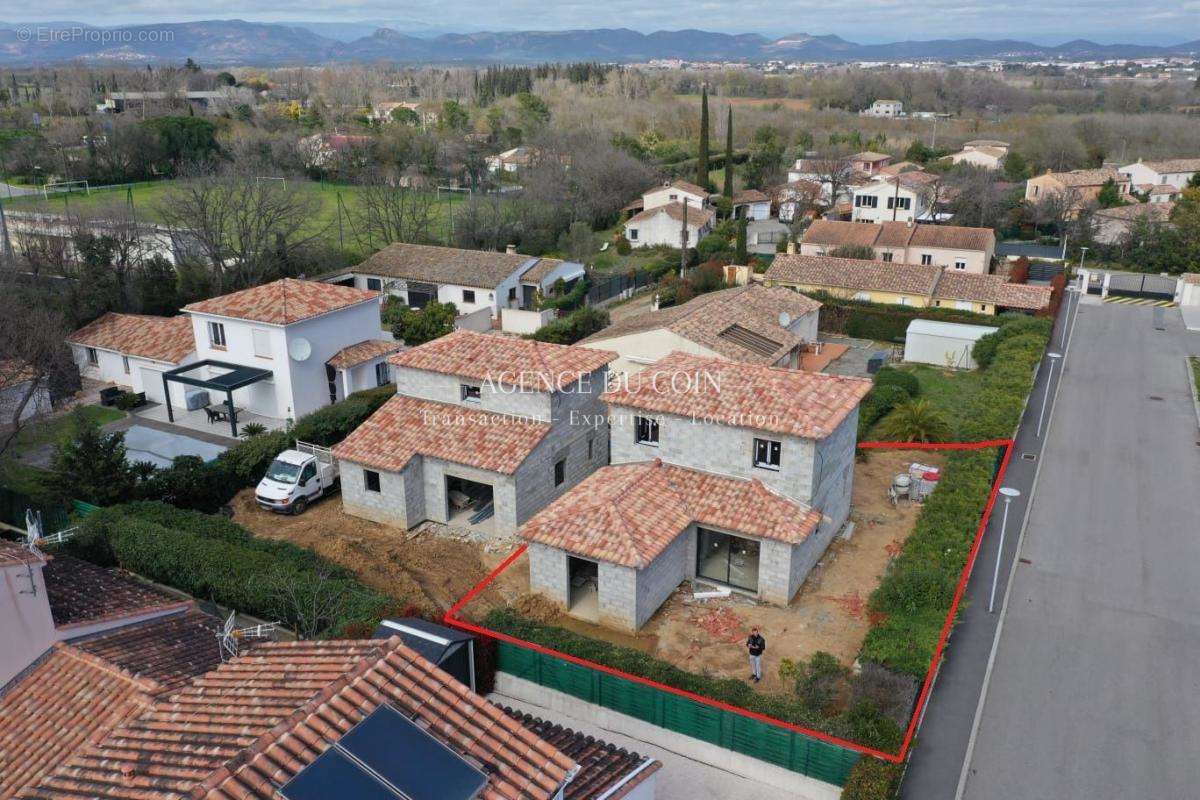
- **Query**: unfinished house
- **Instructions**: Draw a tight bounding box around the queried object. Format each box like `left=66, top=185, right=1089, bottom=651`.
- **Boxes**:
left=333, top=330, right=616, bottom=537
left=521, top=353, right=872, bottom=630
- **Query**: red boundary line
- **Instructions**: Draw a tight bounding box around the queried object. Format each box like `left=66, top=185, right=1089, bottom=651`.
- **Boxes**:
left=444, top=438, right=1015, bottom=764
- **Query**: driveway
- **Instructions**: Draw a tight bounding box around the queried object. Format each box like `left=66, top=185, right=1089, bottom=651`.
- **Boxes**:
left=959, top=302, right=1200, bottom=798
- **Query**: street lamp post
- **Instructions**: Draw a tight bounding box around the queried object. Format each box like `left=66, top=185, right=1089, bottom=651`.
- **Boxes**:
left=989, top=487, right=1022, bottom=613
left=1078, top=246, right=1089, bottom=273
left=1036, top=352, right=1063, bottom=438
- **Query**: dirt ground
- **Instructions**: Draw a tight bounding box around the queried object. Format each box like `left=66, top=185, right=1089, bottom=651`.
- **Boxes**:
left=229, top=489, right=528, bottom=617
left=519, top=448, right=946, bottom=694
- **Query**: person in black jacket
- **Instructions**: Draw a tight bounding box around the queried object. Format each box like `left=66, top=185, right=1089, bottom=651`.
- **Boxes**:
left=747, top=627, right=765, bottom=682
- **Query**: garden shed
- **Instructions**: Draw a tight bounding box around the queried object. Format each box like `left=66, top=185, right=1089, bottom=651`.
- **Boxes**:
left=903, top=319, right=997, bottom=370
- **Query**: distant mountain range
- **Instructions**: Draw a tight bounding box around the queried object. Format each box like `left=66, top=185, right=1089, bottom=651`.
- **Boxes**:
left=0, top=21, right=1197, bottom=66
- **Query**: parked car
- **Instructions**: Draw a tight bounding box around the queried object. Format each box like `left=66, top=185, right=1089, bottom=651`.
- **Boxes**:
left=254, top=441, right=339, bottom=515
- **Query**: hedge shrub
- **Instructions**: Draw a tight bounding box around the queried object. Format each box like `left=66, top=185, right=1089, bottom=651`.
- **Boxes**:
left=62, top=502, right=393, bottom=637
left=857, top=385, right=909, bottom=440
left=808, top=291, right=999, bottom=342
left=873, top=367, right=920, bottom=399
left=484, top=608, right=903, bottom=753
left=842, top=758, right=902, bottom=800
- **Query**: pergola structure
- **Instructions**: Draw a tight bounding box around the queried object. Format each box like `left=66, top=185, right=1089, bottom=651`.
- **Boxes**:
left=161, top=360, right=273, bottom=437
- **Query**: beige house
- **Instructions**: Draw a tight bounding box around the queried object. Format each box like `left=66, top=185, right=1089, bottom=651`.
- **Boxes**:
left=1092, top=202, right=1174, bottom=245
left=948, top=140, right=1009, bottom=170
left=799, top=219, right=995, bottom=274
left=1024, top=167, right=1130, bottom=213
left=579, top=283, right=821, bottom=375
left=850, top=151, right=893, bottom=175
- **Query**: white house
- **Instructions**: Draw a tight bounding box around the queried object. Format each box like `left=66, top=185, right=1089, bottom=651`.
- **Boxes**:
left=947, top=140, right=1009, bottom=170
left=1119, top=158, right=1199, bottom=195
left=68, top=313, right=198, bottom=404
left=851, top=173, right=939, bottom=224
left=327, top=242, right=584, bottom=319
left=861, top=100, right=904, bottom=118
left=624, top=202, right=715, bottom=249
left=641, top=179, right=710, bottom=212
left=333, top=330, right=616, bottom=537
left=176, top=279, right=390, bottom=426
left=486, top=146, right=536, bottom=173
left=731, top=189, right=772, bottom=221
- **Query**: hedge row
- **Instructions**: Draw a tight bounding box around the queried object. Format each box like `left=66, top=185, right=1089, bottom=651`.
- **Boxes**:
left=859, top=316, right=1053, bottom=675
left=483, top=607, right=903, bottom=753
left=62, top=501, right=393, bottom=637
left=857, top=368, right=920, bottom=440
left=808, top=292, right=1002, bottom=342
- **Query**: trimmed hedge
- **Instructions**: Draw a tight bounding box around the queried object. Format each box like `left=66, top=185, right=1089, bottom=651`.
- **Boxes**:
left=842, top=758, right=903, bottom=800
left=859, top=316, right=1052, bottom=675
left=62, top=502, right=393, bottom=637
left=808, top=291, right=1002, bottom=342
left=873, top=367, right=920, bottom=399
left=484, top=607, right=903, bottom=753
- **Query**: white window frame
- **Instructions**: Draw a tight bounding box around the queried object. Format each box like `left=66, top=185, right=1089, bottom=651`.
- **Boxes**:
left=954, top=260, right=967, bottom=271
left=208, top=321, right=227, bottom=349
left=375, top=361, right=390, bottom=387
left=122, top=355, right=130, bottom=374
left=365, top=277, right=383, bottom=291
left=86, top=347, right=99, bottom=366
left=753, top=438, right=781, bottom=471
left=252, top=328, right=272, bottom=359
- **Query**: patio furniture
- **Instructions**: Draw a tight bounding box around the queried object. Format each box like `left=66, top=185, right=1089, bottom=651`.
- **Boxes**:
left=162, top=359, right=272, bottom=438
left=205, top=405, right=243, bottom=425
left=183, top=388, right=211, bottom=411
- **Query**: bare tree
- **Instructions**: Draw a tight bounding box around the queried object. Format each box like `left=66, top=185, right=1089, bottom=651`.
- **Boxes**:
left=807, top=155, right=857, bottom=214
left=0, top=272, right=72, bottom=456
left=352, top=171, right=438, bottom=250
left=260, top=565, right=355, bottom=640
left=158, top=166, right=327, bottom=291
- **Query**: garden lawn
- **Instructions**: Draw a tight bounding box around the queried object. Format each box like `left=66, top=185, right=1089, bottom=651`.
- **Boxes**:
left=10, top=405, right=124, bottom=455
left=879, top=365, right=985, bottom=440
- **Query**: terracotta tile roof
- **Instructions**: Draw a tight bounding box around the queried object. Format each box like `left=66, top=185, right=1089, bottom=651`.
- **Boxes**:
left=908, top=222, right=995, bottom=251
left=71, top=609, right=223, bottom=694
left=503, top=706, right=661, bottom=799
left=801, top=219, right=884, bottom=249
left=853, top=151, right=891, bottom=162
left=1180, top=273, right=1200, bottom=285
left=626, top=201, right=716, bottom=229
left=581, top=284, right=820, bottom=366
left=390, top=330, right=616, bottom=392
left=732, top=188, right=770, bottom=204
left=68, top=313, right=195, bottom=364
left=603, top=351, right=871, bottom=441
left=25, top=638, right=575, bottom=800
left=766, top=253, right=945, bottom=296
left=874, top=220, right=919, bottom=248
left=0, top=644, right=158, bottom=799
left=519, top=257, right=568, bottom=285
left=1138, top=183, right=1180, bottom=194
left=332, top=394, right=551, bottom=475
left=878, top=160, right=922, bottom=176
left=961, top=145, right=1008, bottom=159
left=520, top=460, right=822, bottom=568
left=934, top=272, right=1053, bottom=311
left=44, top=555, right=189, bottom=630
left=183, top=278, right=378, bottom=325
left=1094, top=202, right=1174, bottom=222
left=0, top=538, right=45, bottom=567
left=326, top=338, right=403, bottom=370
left=1036, top=167, right=1128, bottom=188
left=1139, top=157, right=1200, bottom=173
left=964, top=139, right=1010, bottom=148
left=352, top=242, right=535, bottom=288
left=648, top=178, right=709, bottom=198
left=801, top=219, right=994, bottom=253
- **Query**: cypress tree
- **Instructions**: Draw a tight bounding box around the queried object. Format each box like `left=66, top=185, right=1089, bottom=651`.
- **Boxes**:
left=723, top=104, right=734, bottom=199
left=736, top=217, right=748, bottom=264
left=696, top=85, right=710, bottom=189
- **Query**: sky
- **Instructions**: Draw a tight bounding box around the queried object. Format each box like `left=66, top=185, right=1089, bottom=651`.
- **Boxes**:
left=2, top=1, right=1198, bottom=45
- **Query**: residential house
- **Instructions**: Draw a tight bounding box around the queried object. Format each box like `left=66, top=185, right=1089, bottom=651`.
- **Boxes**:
left=1092, top=201, right=1175, bottom=245
left=731, top=188, right=772, bottom=220
left=68, top=313, right=197, bottom=405
left=641, top=178, right=711, bottom=212
left=522, top=353, right=871, bottom=630
left=1024, top=167, right=1130, bottom=213
left=333, top=330, right=616, bottom=537
left=177, top=278, right=389, bottom=425
left=785, top=160, right=873, bottom=208
left=298, top=132, right=373, bottom=169
left=851, top=171, right=940, bottom=224
left=4, top=625, right=660, bottom=800
left=0, top=360, right=52, bottom=425
left=878, top=160, right=923, bottom=177
left=861, top=100, right=904, bottom=118
left=1135, top=183, right=1182, bottom=203
left=850, top=151, right=893, bottom=175
left=799, top=219, right=996, bottom=274
left=775, top=179, right=825, bottom=222
left=328, top=242, right=584, bottom=319
left=624, top=202, right=715, bottom=249
left=765, top=253, right=1052, bottom=315
left=578, top=283, right=822, bottom=375
left=371, top=100, right=437, bottom=125
left=486, top=146, right=537, bottom=173
left=947, top=140, right=1010, bottom=170
left=1118, top=157, right=1200, bottom=195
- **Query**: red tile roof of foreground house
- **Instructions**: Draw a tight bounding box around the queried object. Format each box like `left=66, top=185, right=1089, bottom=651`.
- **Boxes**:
left=183, top=278, right=379, bottom=325
left=0, top=538, right=46, bottom=567
left=520, top=460, right=822, bottom=568
left=326, top=338, right=403, bottom=370
left=43, top=555, right=191, bottom=630
left=332, top=394, right=552, bottom=474
left=0, top=644, right=159, bottom=799
left=390, top=329, right=617, bottom=392
left=604, top=352, right=871, bottom=440
left=67, top=313, right=195, bottom=364
left=24, top=638, right=576, bottom=800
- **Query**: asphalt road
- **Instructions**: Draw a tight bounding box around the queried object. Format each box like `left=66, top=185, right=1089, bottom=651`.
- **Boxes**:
left=899, top=289, right=1081, bottom=799
left=959, top=301, right=1200, bottom=798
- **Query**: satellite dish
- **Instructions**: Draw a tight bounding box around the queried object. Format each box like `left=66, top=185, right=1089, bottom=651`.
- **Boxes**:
left=778, top=312, right=791, bottom=328
left=288, top=337, right=312, bottom=362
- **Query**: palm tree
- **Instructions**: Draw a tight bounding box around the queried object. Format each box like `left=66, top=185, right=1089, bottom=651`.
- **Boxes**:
left=876, top=398, right=952, bottom=443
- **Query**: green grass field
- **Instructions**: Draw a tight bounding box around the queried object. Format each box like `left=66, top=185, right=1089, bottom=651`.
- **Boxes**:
left=873, top=364, right=984, bottom=439
left=1, top=179, right=470, bottom=253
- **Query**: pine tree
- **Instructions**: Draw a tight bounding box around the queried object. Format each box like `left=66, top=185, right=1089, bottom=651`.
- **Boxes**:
left=696, top=85, right=710, bottom=190
left=723, top=104, right=734, bottom=199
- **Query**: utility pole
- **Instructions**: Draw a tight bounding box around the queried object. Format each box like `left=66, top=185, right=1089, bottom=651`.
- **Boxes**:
left=679, top=202, right=689, bottom=278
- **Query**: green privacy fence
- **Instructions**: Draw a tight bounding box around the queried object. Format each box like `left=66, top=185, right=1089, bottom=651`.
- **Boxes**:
left=497, top=642, right=861, bottom=787
left=0, top=487, right=70, bottom=532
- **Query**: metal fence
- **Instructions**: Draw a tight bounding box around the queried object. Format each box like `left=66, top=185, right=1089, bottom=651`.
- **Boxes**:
left=497, top=642, right=861, bottom=787
left=586, top=268, right=656, bottom=306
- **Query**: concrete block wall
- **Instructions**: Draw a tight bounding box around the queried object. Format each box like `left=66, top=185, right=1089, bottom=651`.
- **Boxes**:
left=608, top=406, right=817, bottom=505
left=758, top=538, right=799, bottom=605
left=809, top=409, right=859, bottom=540
left=422, top=458, right=519, bottom=535
left=634, top=532, right=689, bottom=627
left=528, top=542, right=570, bottom=608
left=392, top=365, right=552, bottom=420
left=598, top=562, right=638, bottom=630
left=339, top=459, right=413, bottom=526
left=512, top=400, right=609, bottom=528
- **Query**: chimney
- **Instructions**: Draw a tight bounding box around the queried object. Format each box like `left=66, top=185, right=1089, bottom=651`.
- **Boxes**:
left=120, top=764, right=137, bottom=786
left=786, top=241, right=797, bottom=255
left=505, top=244, right=517, bottom=255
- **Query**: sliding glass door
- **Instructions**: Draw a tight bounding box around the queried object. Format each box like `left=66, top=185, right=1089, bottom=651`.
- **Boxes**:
left=696, top=528, right=760, bottom=593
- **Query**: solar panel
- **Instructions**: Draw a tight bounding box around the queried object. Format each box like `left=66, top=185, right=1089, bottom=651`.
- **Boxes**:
left=717, top=323, right=783, bottom=357
left=279, top=748, right=397, bottom=800
left=340, top=705, right=487, bottom=800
